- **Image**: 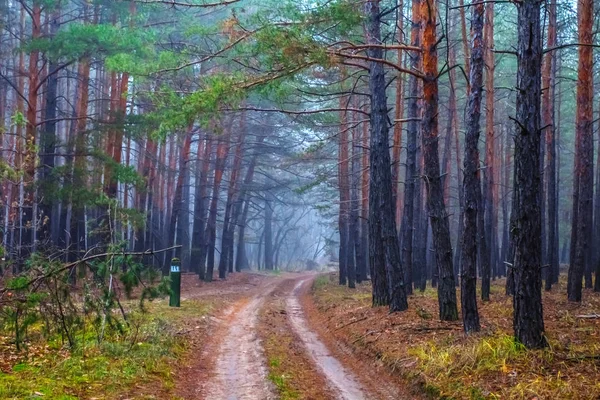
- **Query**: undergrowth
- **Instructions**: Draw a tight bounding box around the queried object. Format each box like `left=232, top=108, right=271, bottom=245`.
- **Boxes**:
left=0, top=299, right=213, bottom=399
left=311, top=273, right=600, bottom=400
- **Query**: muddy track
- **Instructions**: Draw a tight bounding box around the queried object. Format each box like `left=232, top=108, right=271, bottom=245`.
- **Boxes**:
left=286, top=279, right=369, bottom=399
left=180, top=272, right=407, bottom=399
left=286, top=278, right=407, bottom=400
left=200, top=279, right=280, bottom=400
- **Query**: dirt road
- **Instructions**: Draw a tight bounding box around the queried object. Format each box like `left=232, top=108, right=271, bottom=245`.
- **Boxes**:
left=286, top=279, right=368, bottom=399
left=179, top=272, right=405, bottom=400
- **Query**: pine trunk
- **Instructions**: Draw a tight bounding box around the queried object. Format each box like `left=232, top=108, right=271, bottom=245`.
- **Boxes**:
left=204, top=128, right=231, bottom=281
left=421, top=0, right=458, bottom=321
left=460, top=0, right=485, bottom=333
left=512, top=0, right=546, bottom=348
left=568, top=0, right=593, bottom=302
left=163, top=127, right=193, bottom=275
left=366, top=0, right=408, bottom=311
left=191, top=134, right=213, bottom=278
left=400, top=0, right=422, bottom=296
left=543, top=0, right=558, bottom=291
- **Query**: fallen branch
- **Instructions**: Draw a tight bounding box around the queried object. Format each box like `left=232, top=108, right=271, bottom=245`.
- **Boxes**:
left=411, top=326, right=460, bottom=332
left=351, top=329, right=381, bottom=344
left=576, top=314, right=600, bottom=319
left=335, top=316, right=369, bottom=331
left=563, top=355, right=600, bottom=361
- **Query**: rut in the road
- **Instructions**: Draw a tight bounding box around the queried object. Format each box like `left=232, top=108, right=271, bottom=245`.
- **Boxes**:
left=286, top=279, right=368, bottom=400
left=202, top=293, right=276, bottom=400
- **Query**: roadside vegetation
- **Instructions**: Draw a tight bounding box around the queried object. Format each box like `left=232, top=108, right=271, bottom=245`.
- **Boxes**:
left=0, top=295, right=214, bottom=399
left=311, top=274, right=600, bottom=400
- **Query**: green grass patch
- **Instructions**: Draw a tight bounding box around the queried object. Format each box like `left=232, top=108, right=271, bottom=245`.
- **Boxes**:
left=312, top=274, right=331, bottom=291
left=0, top=298, right=213, bottom=400
left=267, top=357, right=299, bottom=400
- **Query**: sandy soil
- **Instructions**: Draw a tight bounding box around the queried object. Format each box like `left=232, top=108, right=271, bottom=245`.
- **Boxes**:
left=174, top=272, right=411, bottom=400
left=201, top=294, right=276, bottom=399
left=286, top=279, right=368, bottom=399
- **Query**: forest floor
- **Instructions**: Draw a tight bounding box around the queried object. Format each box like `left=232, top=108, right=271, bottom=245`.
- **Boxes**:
left=0, top=272, right=272, bottom=399
left=1, top=270, right=410, bottom=399
left=4, top=271, right=597, bottom=400
left=309, top=273, right=600, bottom=400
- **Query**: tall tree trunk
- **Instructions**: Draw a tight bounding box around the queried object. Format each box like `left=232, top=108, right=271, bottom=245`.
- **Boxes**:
left=513, top=0, right=546, bottom=348
left=461, top=0, right=485, bottom=334
left=481, top=1, right=495, bottom=300
left=204, top=127, right=231, bottom=281
left=365, top=0, right=408, bottom=312
left=191, top=134, right=213, bottom=278
left=39, top=4, right=60, bottom=245
left=232, top=135, right=264, bottom=272
left=264, top=192, right=274, bottom=271
left=500, top=130, right=510, bottom=278
left=421, top=0, right=458, bottom=321
left=554, top=55, right=562, bottom=281
left=400, top=0, right=422, bottom=296
left=453, top=89, right=465, bottom=282
left=338, top=92, right=351, bottom=286
left=20, top=2, right=42, bottom=262
left=392, top=3, right=405, bottom=228
left=351, top=101, right=363, bottom=287
left=413, top=147, right=425, bottom=289
left=219, top=120, right=246, bottom=279
left=163, top=126, right=193, bottom=275
left=459, top=0, right=470, bottom=85
left=568, top=0, right=593, bottom=302
left=68, top=51, right=91, bottom=262
left=359, top=113, right=370, bottom=282
left=235, top=197, right=251, bottom=271
left=543, top=0, right=558, bottom=291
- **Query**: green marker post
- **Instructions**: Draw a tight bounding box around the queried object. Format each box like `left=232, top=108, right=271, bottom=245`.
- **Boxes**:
left=169, top=258, right=181, bottom=307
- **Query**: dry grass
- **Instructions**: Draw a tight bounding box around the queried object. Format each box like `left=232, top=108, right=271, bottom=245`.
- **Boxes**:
left=310, top=274, right=600, bottom=400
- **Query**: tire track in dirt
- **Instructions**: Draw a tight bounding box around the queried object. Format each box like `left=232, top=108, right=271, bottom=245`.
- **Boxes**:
left=286, top=279, right=369, bottom=400
left=201, top=283, right=278, bottom=400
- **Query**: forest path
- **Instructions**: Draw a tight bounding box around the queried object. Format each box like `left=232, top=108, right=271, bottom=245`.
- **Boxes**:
left=199, top=274, right=283, bottom=400
left=183, top=272, right=402, bottom=399
left=286, top=278, right=368, bottom=399
left=288, top=277, right=407, bottom=400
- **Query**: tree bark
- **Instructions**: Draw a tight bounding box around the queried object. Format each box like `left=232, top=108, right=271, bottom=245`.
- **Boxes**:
left=219, top=120, right=247, bottom=279
left=460, top=0, right=485, bottom=333
left=163, top=126, right=193, bottom=275
left=359, top=113, right=370, bottom=282
left=543, top=0, right=558, bottom=291
left=568, top=0, right=593, bottom=302
left=350, top=99, right=363, bottom=287
left=392, top=3, right=405, bottom=228
left=512, top=0, right=546, bottom=348
left=233, top=135, right=264, bottom=272
left=264, top=192, right=274, bottom=271
left=39, top=5, right=60, bottom=245
left=204, top=126, right=231, bottom=281
left=400, top=0, right=422, bottom=296
left=338, top=92, right=351, bottom=286
left=191, top=133, right=213, bottom=278
left=20, top=2, right=42, bottom=262
left=481, top=0, right=495, bottom=300
left=420, top=0, right=459, bottom=321
left=365, top=0, right=408, bottom=312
